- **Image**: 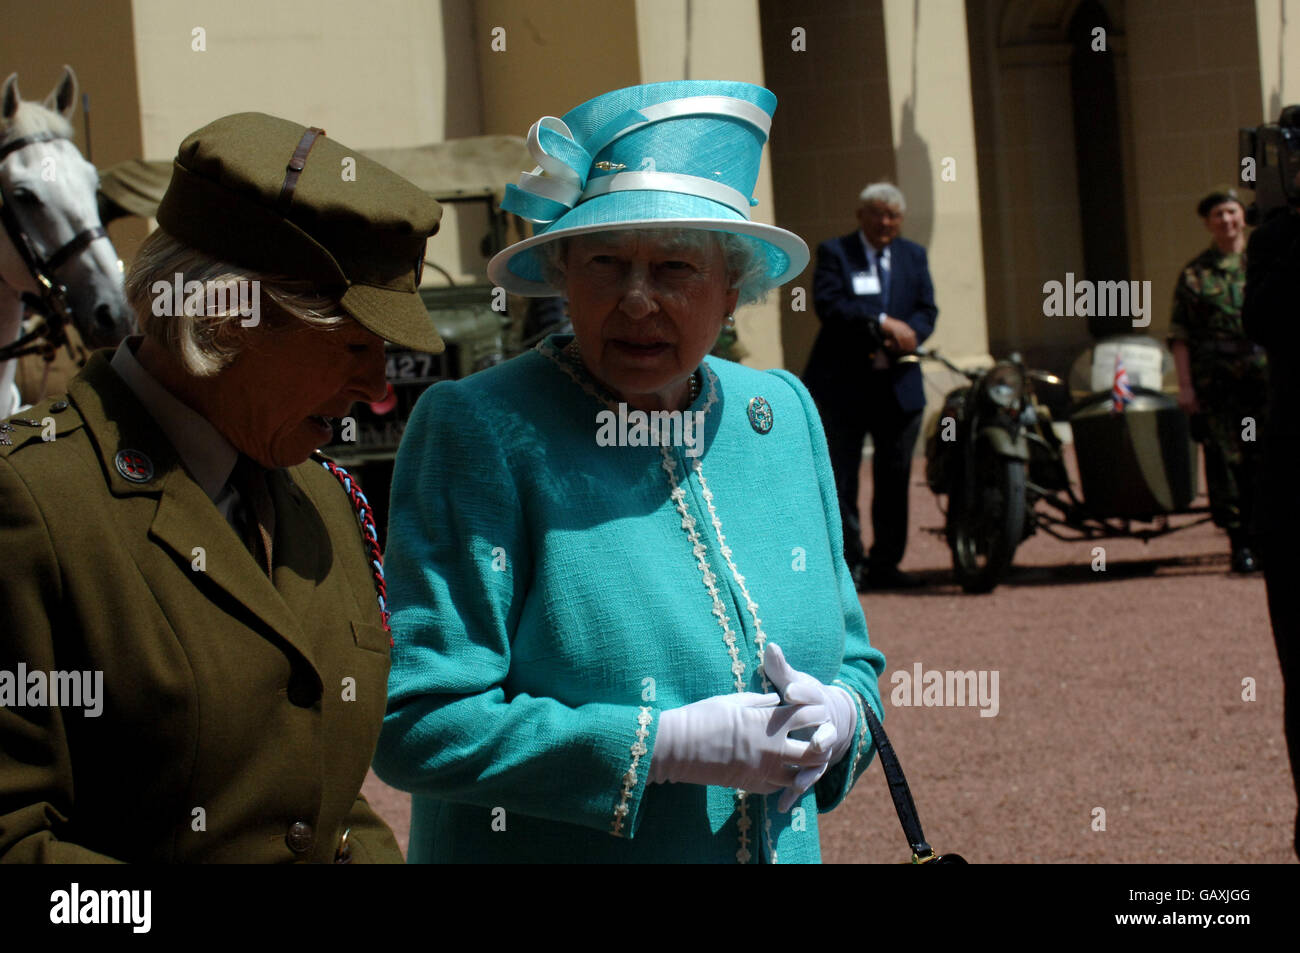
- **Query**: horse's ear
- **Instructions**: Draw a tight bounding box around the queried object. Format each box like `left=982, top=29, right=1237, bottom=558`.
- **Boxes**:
left=44, top=65, right=78, bottom=119
left=2, top=74, right=20, bottom=123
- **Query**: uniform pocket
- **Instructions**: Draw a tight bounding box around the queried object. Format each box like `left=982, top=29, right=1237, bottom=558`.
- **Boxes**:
left=351, top=620, right=391, bottom=654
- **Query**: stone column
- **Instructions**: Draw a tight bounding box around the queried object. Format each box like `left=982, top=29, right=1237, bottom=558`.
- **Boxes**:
left=880, top=0, right=987, bottom=359
left=881, top=0, right=988, bottom=416
left=1255, top=0, right=1300, bottom=117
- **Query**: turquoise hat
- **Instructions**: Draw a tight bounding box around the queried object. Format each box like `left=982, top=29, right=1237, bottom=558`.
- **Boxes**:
left=487, top=80, right=809, bottom=296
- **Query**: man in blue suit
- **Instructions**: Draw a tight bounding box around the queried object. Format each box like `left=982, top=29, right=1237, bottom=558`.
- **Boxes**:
left=803, top=182, right=938, bottom=590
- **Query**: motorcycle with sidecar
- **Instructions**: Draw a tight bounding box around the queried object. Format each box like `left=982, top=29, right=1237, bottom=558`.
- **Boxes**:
left=917, top=336, right=1210, bottom=593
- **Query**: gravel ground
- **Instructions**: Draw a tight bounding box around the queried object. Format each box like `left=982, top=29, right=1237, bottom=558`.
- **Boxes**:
left=363, top=450, right=1296, bottom=864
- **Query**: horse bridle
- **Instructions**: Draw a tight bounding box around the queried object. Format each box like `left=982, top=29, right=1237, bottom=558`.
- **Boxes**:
left=0, top=131, right=110, bottom=362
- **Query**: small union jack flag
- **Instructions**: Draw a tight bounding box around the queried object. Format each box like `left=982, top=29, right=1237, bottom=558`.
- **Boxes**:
left=1112, top=351, right=1134, bottom=413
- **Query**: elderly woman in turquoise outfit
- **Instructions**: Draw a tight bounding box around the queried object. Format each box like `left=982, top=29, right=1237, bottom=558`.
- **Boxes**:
left=374, top=81, right=886, bottom=863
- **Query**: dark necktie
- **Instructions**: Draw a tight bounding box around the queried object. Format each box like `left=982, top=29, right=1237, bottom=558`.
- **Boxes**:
left=230, top=454, right=275, bottom=576
left=877, top=248, right=890, bottom=306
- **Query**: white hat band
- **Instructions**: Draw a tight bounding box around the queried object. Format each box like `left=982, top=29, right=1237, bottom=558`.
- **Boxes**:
left=580, top=170, right=754, bottom=220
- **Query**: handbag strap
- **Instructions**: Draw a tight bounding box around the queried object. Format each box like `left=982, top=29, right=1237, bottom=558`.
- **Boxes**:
left=860, top=700, right=937, bottom=863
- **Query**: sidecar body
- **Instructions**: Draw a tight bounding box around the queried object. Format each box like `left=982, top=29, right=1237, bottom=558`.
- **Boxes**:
left=1069, top=388, right=1199, bottom=519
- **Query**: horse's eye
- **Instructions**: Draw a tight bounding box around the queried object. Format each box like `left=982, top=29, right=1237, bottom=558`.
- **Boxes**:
left=10, top=187, right=39, bottom=205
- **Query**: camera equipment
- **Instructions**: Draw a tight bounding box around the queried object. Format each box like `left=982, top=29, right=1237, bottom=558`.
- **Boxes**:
left=1239, top=105, right=1300, bottom=224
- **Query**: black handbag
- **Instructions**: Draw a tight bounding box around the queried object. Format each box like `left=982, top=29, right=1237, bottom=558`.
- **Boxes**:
left=861, top=701, right=967, bottom=864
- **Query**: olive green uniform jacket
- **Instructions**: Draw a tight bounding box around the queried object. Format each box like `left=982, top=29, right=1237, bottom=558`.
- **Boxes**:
left=0, top=353, right=402, bottom=863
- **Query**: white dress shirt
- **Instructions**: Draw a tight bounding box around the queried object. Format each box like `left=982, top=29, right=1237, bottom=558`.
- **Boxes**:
left=859, top=232, right=892, bottom=368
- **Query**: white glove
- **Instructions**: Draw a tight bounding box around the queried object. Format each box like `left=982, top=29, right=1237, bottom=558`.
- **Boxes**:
left=763, top=643, right=859, bottom=811
left=649, top=691, right=834, bottom=795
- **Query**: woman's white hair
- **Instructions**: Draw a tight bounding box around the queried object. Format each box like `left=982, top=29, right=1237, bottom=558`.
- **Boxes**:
left=536, top=228, right=772, bottom=307
left=124, top=227, right=350, bottom=377
left=858, top=181, right=906, bottom=212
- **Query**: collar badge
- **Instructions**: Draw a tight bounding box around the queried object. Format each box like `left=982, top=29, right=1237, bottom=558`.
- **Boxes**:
left=115, top=449, right=154, bottom=483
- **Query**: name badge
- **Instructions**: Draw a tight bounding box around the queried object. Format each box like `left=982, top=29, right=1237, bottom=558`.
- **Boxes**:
left=852, top=271, right=881, bottom=296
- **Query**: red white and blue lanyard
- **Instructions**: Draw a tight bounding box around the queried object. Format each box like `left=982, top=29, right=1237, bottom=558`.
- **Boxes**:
left=318, top=457, right=391, bottom=643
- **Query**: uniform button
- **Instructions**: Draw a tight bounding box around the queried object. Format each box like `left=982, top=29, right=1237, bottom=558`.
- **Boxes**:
left=285, top=821, right=314, bottom=854
left=49, top=400, right=68, bottom=412
left=286, top=670, right=321, bottom=708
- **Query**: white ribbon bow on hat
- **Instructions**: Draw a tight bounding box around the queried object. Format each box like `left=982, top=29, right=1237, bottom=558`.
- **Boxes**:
left=501, top=96, right=773, bottom=226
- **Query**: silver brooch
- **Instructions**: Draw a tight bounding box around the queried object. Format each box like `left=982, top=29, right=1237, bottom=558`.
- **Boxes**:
left=747, top=397, right=773, bottom=434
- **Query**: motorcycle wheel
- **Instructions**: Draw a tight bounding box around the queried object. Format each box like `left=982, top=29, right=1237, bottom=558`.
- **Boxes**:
left=948, top=453, right=1026, bottom=594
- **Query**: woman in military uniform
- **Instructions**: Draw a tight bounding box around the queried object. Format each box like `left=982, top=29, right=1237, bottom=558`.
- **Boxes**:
left=1169, top=188, right=1268, bottom=573
left=0, top=114, right=442, bottom=862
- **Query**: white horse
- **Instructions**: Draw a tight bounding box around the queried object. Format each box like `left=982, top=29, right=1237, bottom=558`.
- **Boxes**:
left=0, top=65, right=132, bottom=418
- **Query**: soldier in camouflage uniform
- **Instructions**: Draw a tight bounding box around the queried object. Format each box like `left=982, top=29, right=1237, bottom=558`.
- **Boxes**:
left=1169, top=188, right=1268, bottom=572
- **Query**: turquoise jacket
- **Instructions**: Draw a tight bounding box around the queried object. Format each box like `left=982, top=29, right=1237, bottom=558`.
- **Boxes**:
left=374, top=336, right=885, bottom=863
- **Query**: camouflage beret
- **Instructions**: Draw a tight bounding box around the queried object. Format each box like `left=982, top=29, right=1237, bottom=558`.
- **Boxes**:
left=155, top=112, right=444, bottom=353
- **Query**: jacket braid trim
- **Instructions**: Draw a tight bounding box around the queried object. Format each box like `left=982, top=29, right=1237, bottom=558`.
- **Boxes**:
left=610, top=706, right=654, bottom=837
left=832, top=678, right=871, bottom=785
left=662, top=421, right=783, bottom=863
left=661, top=447, right=746, bottom=693
left=693, top=459, right=771, bottom=694
left=693, top=457, right=778, bottom=864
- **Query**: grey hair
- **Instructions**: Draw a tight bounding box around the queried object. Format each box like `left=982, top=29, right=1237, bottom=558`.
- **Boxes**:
left=124, top=227, right=350, bottom=377
left=536, top=228, right=771, bottom=307
left=858, top=181, right=906, bottom=212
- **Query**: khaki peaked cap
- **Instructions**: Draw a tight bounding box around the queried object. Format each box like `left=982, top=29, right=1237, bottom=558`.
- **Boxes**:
left=155, top=112, right=444, bottom=353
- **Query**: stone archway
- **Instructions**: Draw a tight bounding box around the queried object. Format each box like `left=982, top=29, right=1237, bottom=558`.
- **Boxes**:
left=968, top=0, right=1135, bottom=373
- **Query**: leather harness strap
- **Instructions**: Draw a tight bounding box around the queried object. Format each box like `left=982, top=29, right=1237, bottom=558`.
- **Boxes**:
left=42, top=224, right=108, bottom=272
left=277, top=126, right=326, bottom=212
left=0, top=131, right=107, bottom=362
left=0, top=131, right=60, bottom=161
left=0, top=132, right=106, bottom=281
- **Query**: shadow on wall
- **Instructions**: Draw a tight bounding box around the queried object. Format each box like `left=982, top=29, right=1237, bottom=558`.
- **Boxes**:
left=893, top=0, right=933, bottom=250
left=897, top=96, right=933, bottom=249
